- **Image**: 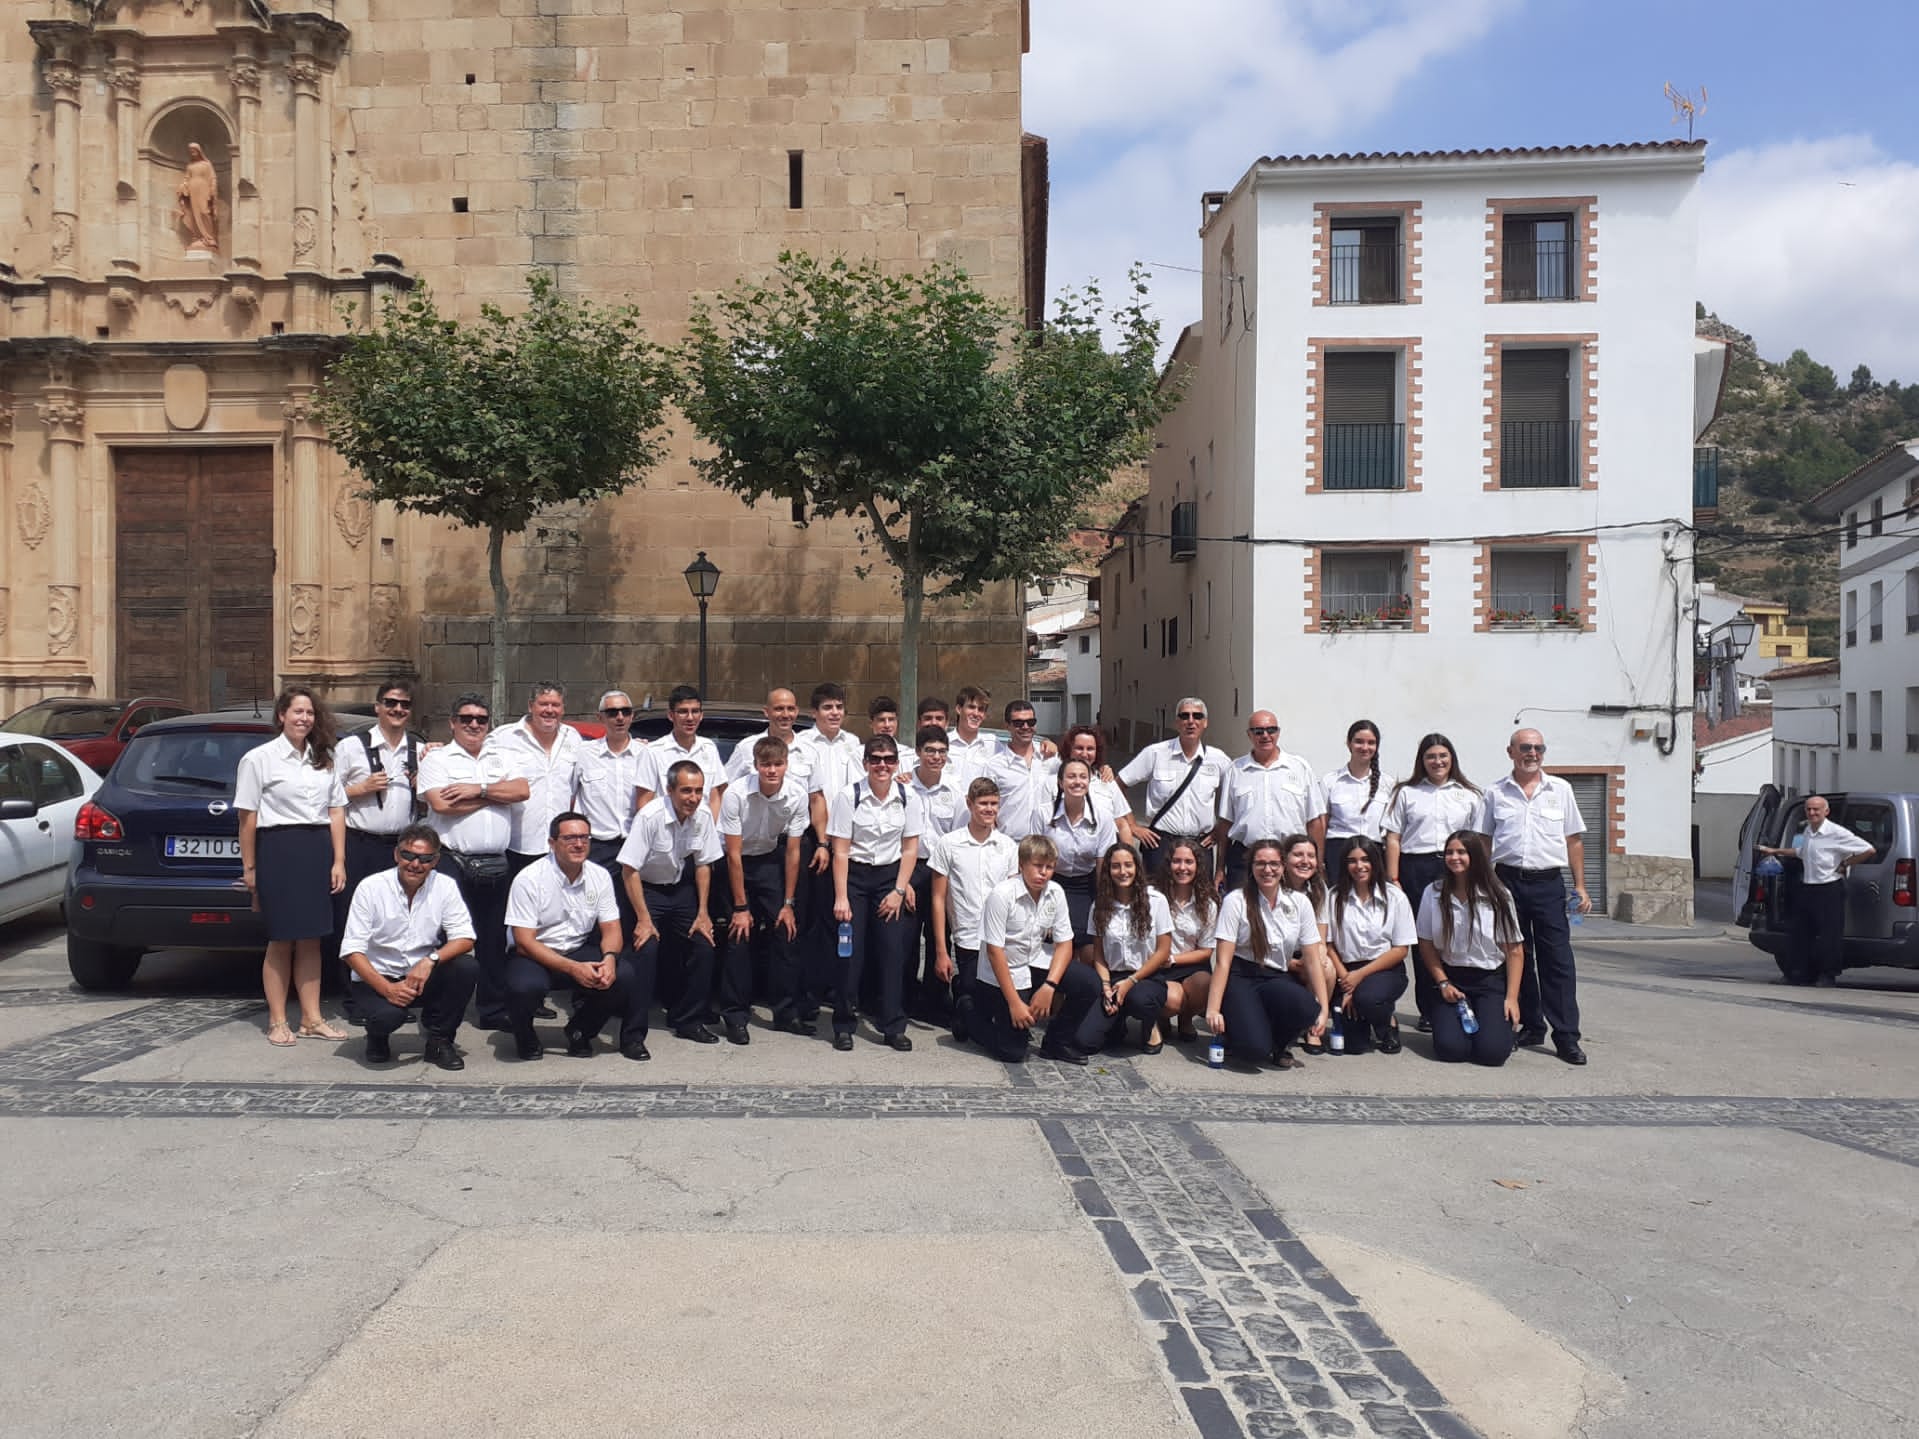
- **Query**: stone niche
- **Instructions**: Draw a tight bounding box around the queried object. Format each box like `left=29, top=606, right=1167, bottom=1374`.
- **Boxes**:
left=146, top=102, right=232, bottom=272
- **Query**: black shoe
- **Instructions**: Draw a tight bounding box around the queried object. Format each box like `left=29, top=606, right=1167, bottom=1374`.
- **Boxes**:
left=1041, top=1042, right=1090, bottom=1066
left=775, top=1014, right=816, bottom=1037
left=1517, top=1026, right=1547, bottom=1048
left=724, top=1022, right=751, bottom=1046
left=797, top=1008, right=821, bottom=1024
left=348, top=1013, right=368, bottom=1028
left=365, top=1033, right=392, bottom=1064
left=1555, top=1041, right=1588, bottom=1066
left=423, top=1037, right=464, bottom=1071
left=1813, top=975, right=1839, bottom=988
left=476, top=1015, right=513, bottom=1033
left=886, top=1033, right=913, bottom=1052
left=673, top=1023, right=720, bottom=1044
left=1415, top=1016, right=1432, bottom=1033
left=564, top=1027, right=594, bottom=1059
left=832, top=1032, right=855, bottom=1052
left=1378, top=1022, right=1402, bottom=1056
left=535, top=1003, right=558, bottom=1020
left=951, top=1018, right=971, bottom=1043
left=620, top=1039, right=651, bottom=1062
left=513, top=1029, right=544, bottom=1061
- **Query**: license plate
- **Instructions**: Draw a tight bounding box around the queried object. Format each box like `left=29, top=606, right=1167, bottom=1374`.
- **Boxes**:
left=165, top=835, right=241, bottom=859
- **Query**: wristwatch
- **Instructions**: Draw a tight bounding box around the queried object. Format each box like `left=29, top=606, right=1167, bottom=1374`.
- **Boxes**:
left=781, top=898, right=795, bottom=909
left=893, top=887, right=906, bottom=898
left=427, top=949, right=441, bottom=967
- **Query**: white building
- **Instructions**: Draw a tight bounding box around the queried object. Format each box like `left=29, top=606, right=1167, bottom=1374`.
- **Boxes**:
left=1693, top=710, right=1774, bottom=879
left=1100, top=141, right=1710, bottom=923
left=1767, top=659, right=1842, bottom=797
left=1804, top=441, right=1919, bottom=792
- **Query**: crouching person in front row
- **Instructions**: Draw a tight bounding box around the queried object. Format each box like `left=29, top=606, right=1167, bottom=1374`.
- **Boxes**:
left=504, top=811, right=653, bottom=1062
left=341, top=823, right=479, bottom=1070
left=974, top=836, right=1102, bottom=1065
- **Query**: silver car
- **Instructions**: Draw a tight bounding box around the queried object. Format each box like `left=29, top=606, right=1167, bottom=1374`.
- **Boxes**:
left=1739, top=787, right=1919, bottom=973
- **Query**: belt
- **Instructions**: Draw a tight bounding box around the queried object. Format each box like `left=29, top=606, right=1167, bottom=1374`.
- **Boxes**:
left=1496, top=863, right=1563, bottom=879
left=347, top=827, right=406, bottom=842
left=641, top=876, right=692, bottom=891
left=443, top=846, right=506, bottom=862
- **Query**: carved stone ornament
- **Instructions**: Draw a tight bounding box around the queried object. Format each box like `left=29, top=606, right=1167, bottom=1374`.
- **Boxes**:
left=0, top=588, right=10, bottom=640
left=282, top=391, right=318, bottom=431
left=0, top=400, right=13, bottom=442
left=51, top=215, right=75, bottom=265
left=227, top=57, right=260, bottom=97
left=292, top=209, right=318, bottom=262
left=48, top=585, right=78, bottom=656
left=287, top=57, right=321, bottom=92
left=107, top=61, right=139, bottom=101
left=43, top=60, right=79, bottom=99
left=46, top=357, right=76, bottom=391
left=289, top=584, right=321, bottom=656
left=16, top=483, right=52, bottom=549
left=370, top=583, right=401, bottom=654
left=162, top=289, right=218, bottom=319
left=36, top=397, right=85, bottom=440
left=333, top=486, right=371, bottom=548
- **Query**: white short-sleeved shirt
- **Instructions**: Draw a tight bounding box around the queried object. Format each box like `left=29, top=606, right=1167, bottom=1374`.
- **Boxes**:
left=906, top=769, right=966, bottom=841
left=1793, top=820, right=1876, bottom=885
left=1480, top=773, right=1585, bottom=869
left=798, top=729, right=865, bottom=799
left=1319, top=885, right=1417, bottom=965
left=1162, top=890, right=1216, bottom=960
left=1216, top=751, right=1322, bottom=845
left=485, top=719, right=583, bottom=856
left=945, top=729, right=1000, bottom=788
left=828, top=779, right=923, bottom=866
left=1321, top=767, right=1396, bottom=842
left=1044, top=800, right=1116, bottom=877
left=1214, top=887, right=1318, bottom=972
left=1090, top=774, right=1130, bottom=827
left=616, top=796, right=723, bottom=884
left=505, top=854, right=619, bottom=955
left=718, top=777, right=810, bottom=858
left=640, top=733, right=728, bottom=799
left=1384, top=780, right=1486, bottom=854
left=573, top=737, right=646, bottom=841
left=336, top=729, right=419, bottom=837
left=978, top=876, right=1069, bottom=987
left=1416, top=886, right=1520, bottom=970
left=1119, top=739, right=1233, bottom=837
left=233, top=735, right=347, bottom=827
left=723, top=729, right=811, bottom=786
left=341, top=868, right=476, bottom=980
left=418, top=742, right=516, bottom=856
left=929, top=826, right=1020, bottom=948
left=1097, top=889, right=1174, bottom=974
left=989, top=747, right=1060, bottom=840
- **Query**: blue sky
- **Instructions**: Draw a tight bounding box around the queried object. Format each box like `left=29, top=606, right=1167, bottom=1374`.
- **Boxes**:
left=1025, top=0, right=1919, bottom=378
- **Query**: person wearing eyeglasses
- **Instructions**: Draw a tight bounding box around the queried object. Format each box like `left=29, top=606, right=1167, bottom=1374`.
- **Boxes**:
left=331, top=678, right=426, bottom=1009
left=419, top=693, right=530, bottom=1033
left=574, top=689, right=646, bottom=936
left=902, top=724, right=965, bottom=1021
left=1208, top=711, right=1323, bottom=892
left=989, top=699, right=1061, bottom=841
left=340, top=824, right=478, bottom=1070
left=505, top=812, right=648, bottom=1062
left=1476, top=728, right=1591, bottom=1066
left=1123, top=697, right=1232, bottom=875
left=636, top=685, right=728, bottom=820
left=619, top=759, right=723, bottom=1045
left=828, top=737, right=923, bottom=1051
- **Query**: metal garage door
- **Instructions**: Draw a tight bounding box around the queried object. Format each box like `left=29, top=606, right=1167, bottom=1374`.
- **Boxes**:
left=1563, top=773, right=1609, bottom=908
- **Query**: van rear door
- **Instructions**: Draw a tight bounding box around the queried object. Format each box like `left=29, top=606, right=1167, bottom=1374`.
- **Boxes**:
left=1733, top=784, right=1781, bottom=926
left=1837, top=797, right=1899, bottom=941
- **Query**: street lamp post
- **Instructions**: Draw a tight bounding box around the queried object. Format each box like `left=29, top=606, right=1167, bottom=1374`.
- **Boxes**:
left=683, top=550, right=722, bottom=697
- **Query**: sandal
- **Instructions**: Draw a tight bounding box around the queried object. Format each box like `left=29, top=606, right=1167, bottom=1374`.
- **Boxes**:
left=298, top=1021, right=350, bottom=1041
left=266, top=1021, right=297, bottom=1047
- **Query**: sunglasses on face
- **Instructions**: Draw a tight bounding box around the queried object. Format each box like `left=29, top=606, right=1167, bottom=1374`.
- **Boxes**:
left=380, top=697, right=413, bottom=710
left=1515, top=744, right=1546, bottom=754
left=867, top=756, right=899, bottom=767
left=555, top=833, right=592, bottom=845
left=396, top=850, right=438, bottom=866
left=455, top=714, right=491, bottom=726
left=1008, top=718, right=1037, bottom=728
left=1178, top=711, right=1206, bottom=722
left=1248, top=726, right=1277, bottom=736
left=602, top=707, right=634, bottom=718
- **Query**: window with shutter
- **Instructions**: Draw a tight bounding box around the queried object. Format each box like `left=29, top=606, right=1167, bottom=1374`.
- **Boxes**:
left=1500, top=347, right=1574, bottom=487
left=1322, top=352, right=1402, bottom=490
left=1502, top=213, right=1574, bottom=300
left=1329, top=221, right=1401, bottom=304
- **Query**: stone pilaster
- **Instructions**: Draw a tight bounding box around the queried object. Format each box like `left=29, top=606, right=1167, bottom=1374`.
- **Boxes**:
left=34, top=359, right=85, bottom=663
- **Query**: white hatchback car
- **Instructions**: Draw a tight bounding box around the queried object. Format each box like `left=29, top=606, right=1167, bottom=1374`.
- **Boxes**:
left=0, top=732, right=103, bottom=926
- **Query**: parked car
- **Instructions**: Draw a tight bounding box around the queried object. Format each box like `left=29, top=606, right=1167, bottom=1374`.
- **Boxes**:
left=0, top=695, right=190, bottom=774
left=1738, top=787, right=1919, bottom=974
left=0, top=733, right=103, bottom=926
left=567, top=704, right=812, bottom=764
left=63, top=709, right=373, bottom=990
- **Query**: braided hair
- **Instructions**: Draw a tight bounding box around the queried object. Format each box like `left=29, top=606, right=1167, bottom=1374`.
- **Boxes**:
left=1347, top=718, right=1382, bottom=812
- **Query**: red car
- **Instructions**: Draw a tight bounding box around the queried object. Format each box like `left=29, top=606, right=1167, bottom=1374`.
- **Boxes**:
left=0, top=696, right=191, bottom=775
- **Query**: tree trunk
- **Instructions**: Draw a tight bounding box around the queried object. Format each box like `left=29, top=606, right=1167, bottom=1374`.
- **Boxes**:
left=899, top=574, right=923, bottom=721
left=488, top=524, right=509, bottom=720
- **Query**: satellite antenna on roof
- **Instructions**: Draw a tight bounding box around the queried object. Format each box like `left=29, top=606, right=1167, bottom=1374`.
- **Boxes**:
left=1664, top=83, right=1707, bottom=141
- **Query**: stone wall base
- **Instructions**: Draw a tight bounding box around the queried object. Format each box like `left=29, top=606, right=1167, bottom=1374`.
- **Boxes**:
left=1612, top=852, right=1693, bottom=926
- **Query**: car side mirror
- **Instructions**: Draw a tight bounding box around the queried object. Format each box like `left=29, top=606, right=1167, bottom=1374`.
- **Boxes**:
left=0, top=798, right=38, bottom=821
left=120, top=725, right=139, bottom=741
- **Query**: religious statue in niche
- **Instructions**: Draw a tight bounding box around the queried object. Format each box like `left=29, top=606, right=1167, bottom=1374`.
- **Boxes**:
left=175, top=143, right=220, bottom=255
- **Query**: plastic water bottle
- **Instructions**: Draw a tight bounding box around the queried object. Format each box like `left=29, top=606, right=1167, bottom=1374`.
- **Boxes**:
left=1566, top=892, right=1585, bottom=926
left=1328, top=1012, right=1345, bottom=1054
left=836, top=921, right=853, bottom=958
left=1207, top=1040, right=1226, bottom=1069
left=1457, top=998, right=1479, bottom=1036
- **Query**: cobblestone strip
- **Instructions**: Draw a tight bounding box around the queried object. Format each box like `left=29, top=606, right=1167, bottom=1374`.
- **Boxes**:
left=0, top=998, right=264, bottom=1081
left=1048, top=1117, right=1480, bottom=1439
left=0, top=987, right=118, bottom=1009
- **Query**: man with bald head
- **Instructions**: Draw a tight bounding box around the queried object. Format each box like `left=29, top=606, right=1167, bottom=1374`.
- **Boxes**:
left=1209, top=710, right=1324, bottom=890
left=727, top=687, right=812, bottom=788
left=1477, top=728, right=1592, bottom=1064
left=1758, top=795, right=1874, bottom=986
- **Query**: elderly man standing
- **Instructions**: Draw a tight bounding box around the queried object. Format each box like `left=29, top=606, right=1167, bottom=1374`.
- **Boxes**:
left=1209, top=711, right=1324, bottom=891
left=487, top=681, right=583, bottom=881
left=1758, top=795, right=1875, bottom=987
left=575, top=689, right=646, bottom=934
left=1477, top=728, right=1592, bottom=1065
left=1121, top=696, right=1232, bottom=873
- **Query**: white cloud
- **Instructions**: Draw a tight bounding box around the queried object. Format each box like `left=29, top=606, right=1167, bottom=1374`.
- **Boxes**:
left=1698, top=136, right=1919, bottom=382
left=1025, top=0, right=1516, bottom=343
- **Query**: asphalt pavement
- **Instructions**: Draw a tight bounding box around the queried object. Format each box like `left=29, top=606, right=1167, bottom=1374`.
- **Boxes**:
left=1, top=894, right=1914, bottom=1439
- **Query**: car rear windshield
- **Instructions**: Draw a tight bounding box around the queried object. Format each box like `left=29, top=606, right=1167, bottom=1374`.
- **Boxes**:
left=117, top=731, right=265, bottom=794
left=6, top=703, right=122, bottom=739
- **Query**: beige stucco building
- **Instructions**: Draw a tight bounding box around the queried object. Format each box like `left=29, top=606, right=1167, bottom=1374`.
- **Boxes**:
left=0, top=0, right=1040, bottom=717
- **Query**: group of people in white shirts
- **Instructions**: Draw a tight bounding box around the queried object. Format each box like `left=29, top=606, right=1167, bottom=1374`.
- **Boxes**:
left=234, top=676, right=1597, bottom=1072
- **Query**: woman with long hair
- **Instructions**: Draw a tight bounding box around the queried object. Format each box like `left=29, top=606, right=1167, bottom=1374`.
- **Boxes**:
left=1383, top=732, right=1485, bottom=1031
left=1323, top=837, right=1416, bottom=1054
left=1060, top=724, right=1136, bottom=847
left=1043, top=757, right=1116, bottom=963
left=1320, top=719, right=1393, bottom=880
left=1078, top=842, right=1174, bottom=1053
left=1204, top=836, right=1330, bottom=1069
left=1276, top=833, right=1336, bottom=1054
left=235, top=686, right=347, bottom=1046
left=1152, top=838, right=1216, bottom=1043
left=1416, top=831, right=1522, bottom=1066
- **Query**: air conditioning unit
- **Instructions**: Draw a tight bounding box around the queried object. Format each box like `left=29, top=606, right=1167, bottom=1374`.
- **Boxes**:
left=1170, top=501, right=1198, bottom=562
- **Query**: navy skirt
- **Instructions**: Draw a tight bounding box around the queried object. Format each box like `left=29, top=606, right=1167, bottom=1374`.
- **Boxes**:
left=256, top=824, right=336, bottom=942
left=1056, top=868, right=1097, bottom=946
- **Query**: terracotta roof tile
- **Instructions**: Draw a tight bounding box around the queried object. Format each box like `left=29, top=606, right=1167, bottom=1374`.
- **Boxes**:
left=1257, top=140, right=1706, bottom=167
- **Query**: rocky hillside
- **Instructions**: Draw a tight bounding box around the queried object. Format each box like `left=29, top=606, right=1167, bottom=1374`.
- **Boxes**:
left=1697, top=311, right=1919, bottom=652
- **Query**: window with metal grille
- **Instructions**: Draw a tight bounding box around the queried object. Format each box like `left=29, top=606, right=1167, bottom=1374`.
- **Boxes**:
left=1871, top=581, right=1884, bottom=641
left=1321, top=549, right=1411, bottom=629
left=1501, top=213, right=1575, bottom=300
left=1500, top=347, right=1575, bottom=487
left=1321, top=352, right=1402, bottom=490
left=1871, top=690, right=1884, bottom=750
left=1328, top=220, right=1401, bottom=304
left=1489, top=549, right=1571, bottom=624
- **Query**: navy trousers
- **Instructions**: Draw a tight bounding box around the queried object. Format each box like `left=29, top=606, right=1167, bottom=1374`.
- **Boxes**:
left=1498, top=864, right=1580, bottom=1044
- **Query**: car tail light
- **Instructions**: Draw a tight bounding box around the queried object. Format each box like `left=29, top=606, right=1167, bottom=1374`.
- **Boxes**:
left=1896, top=859, right=1914, bottom=908
left=75, top=801, right=124, bottom=842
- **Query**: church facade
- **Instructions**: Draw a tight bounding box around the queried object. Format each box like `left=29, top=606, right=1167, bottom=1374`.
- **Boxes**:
left=0, top=0, right=1040, bottom=716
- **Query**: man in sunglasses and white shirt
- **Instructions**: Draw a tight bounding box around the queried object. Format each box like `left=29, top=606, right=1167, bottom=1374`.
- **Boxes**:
left=1121, top=697, right=1232, bottom=873
left=332, top=677, right=426, bottom=1008
left=575, top=689, right=647, bottom=934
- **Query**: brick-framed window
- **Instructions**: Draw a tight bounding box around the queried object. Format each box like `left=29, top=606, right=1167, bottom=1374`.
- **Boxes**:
left=1485, top=196, right=1597, bottom=303
left=1473, top=538, right=1595, bottom=632
left=1482, top=334, right=1597, bottom=491
left=1311, top=201, right=1422, bottom=307
left=1303, top=544, right=1429, bottom=634
left=1545, top=764, right=1626, bottom=856
left=1305, top=337, right=1423, bottom=493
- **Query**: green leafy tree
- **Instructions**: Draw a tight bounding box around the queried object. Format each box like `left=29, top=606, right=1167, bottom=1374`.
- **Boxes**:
left=1784, top=348, right=1837, bottom=402
left=680, top=252, right=1175, bottom=706
left=1849, top=363, right=1875, bottom=396
left=319, top=274, right=677, bottom=714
